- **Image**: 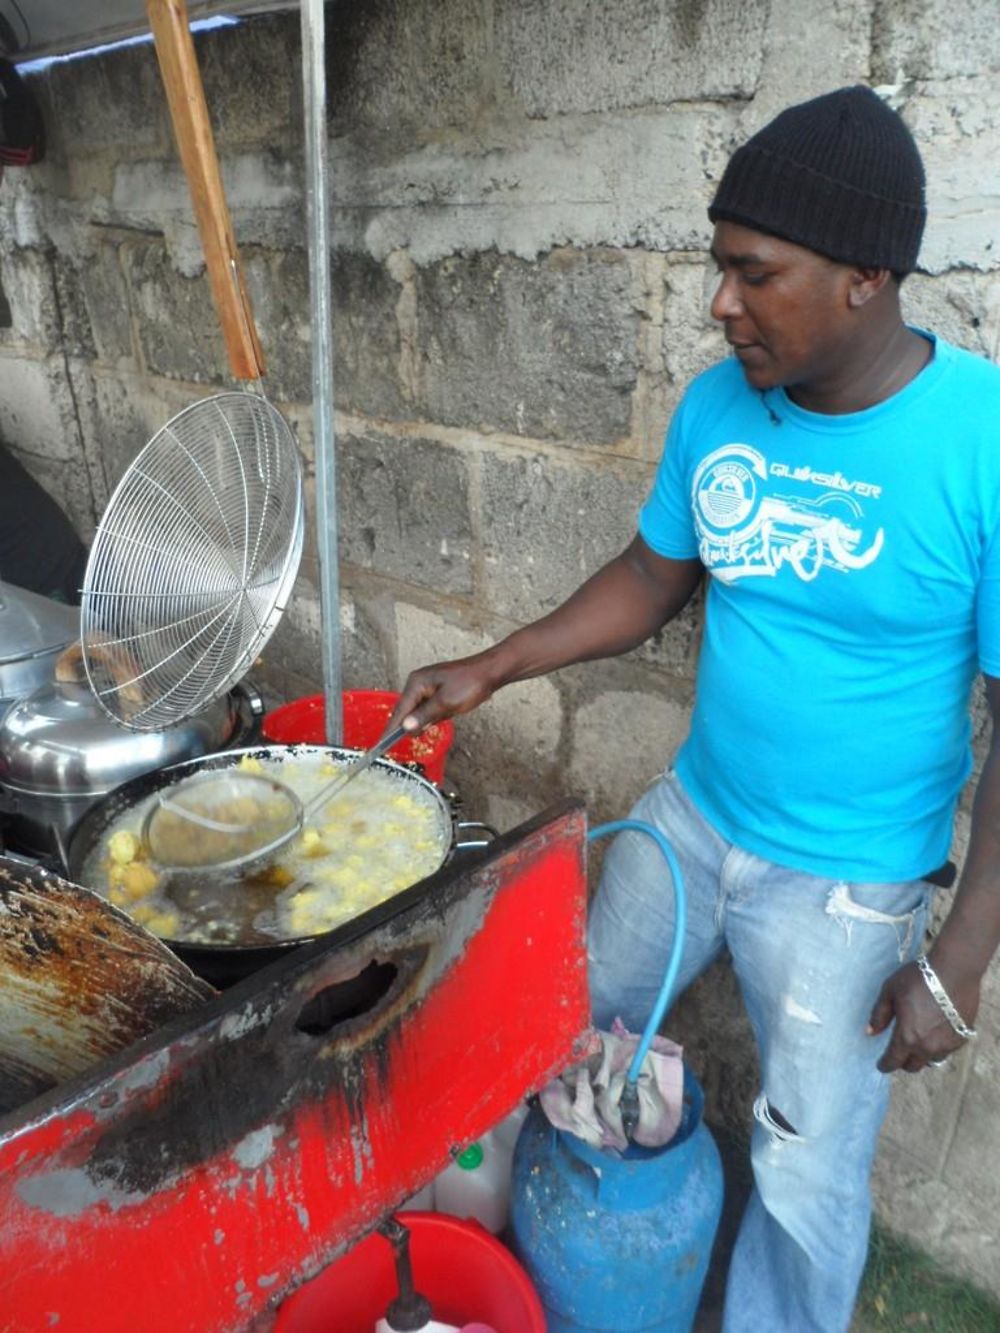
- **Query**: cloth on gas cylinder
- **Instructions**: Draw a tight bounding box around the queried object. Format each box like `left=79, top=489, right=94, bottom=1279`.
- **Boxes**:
left=539, top=1018, right=683, bottom=1153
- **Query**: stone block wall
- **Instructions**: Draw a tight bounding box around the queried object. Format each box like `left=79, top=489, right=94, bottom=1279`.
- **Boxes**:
left=0, top=0, right=998, bottom=1294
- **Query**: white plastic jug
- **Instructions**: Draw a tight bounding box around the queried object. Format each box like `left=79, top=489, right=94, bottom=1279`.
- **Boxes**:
left=434, top=1139, right=508, bottom=1235
left=492, top=1102, right=529, bottom=1156
left=433, top=1104, right=530, bottom=1235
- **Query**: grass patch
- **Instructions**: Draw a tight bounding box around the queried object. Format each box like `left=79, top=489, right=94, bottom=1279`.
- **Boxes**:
left=854, top=1226, right=1000, bottom=1331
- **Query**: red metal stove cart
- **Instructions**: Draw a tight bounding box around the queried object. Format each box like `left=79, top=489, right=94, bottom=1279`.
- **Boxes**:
left=0, top=803, right=589, bottom=1333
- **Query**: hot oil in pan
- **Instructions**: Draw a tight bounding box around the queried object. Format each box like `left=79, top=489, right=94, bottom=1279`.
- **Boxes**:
left=78, top=755, right=448, bottom=947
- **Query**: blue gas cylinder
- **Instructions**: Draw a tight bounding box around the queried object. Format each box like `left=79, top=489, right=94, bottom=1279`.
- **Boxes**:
left=509, top=1067, right=723, bottom=1332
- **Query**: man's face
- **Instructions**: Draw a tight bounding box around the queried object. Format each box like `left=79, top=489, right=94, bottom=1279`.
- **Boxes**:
left=709, top=221, right=856, bottom=393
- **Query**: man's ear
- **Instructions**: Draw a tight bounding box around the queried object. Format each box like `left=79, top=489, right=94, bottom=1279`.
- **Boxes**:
left=847, top=266, right=892, bottom=309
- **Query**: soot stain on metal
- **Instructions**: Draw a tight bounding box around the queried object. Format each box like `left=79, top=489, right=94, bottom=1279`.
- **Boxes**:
left=78, top=1033, right=299, bottom=1196
left=76, top=937, right=430, bottom=1196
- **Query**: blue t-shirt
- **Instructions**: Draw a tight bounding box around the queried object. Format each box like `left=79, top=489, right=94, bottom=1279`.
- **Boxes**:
left=638, top=332, right=1000, bottom=882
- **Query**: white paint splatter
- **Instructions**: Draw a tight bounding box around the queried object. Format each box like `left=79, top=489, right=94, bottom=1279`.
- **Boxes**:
left=18, top=1169, right=134, bottom=1217
left=783, top=995, right=822, bottom=1025
left=117, top=1049, right=171, bottom=1095
left=350, top=1117, right=374, bottom=1186
left=233, top=1124, right=282, bottom=1171
left=219, top=1007, right=269, bottom=1041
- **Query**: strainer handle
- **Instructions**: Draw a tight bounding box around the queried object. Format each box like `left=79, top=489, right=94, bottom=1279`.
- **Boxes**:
left=301, top=725, right=407, bottom=822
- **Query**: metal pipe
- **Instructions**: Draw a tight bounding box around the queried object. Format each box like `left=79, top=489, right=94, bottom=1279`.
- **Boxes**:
left=300, top=0, right=342, bottom=744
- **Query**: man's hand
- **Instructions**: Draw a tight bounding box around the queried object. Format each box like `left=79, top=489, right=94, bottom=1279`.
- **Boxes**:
left=868, top=957, right=980, bottom=1073
left=871, top=675, right=1000, bottom=1074
left=392, top=654, right=503, bottom=735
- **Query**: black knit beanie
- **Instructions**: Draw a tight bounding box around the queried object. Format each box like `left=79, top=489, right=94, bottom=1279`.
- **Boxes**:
left=708, top=86, right=926, bottom=274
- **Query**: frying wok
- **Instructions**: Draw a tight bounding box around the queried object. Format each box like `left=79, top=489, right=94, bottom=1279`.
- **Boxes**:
left=66, top=743, right=492, bottom=987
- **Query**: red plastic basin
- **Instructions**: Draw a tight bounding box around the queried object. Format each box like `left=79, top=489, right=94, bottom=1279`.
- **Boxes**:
left=274, top=1212, right=545, bottom=1333
left=261, top=689, right=454, bottom=786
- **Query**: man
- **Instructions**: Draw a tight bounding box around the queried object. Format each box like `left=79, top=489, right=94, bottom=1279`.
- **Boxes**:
left=0, top=441, right=88, bottom=604
left=391, top=86, right=1000, bottom=1330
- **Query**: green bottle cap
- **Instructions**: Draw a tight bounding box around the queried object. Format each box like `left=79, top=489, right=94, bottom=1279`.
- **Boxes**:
left=456, top=1143, right=484, bottom=1170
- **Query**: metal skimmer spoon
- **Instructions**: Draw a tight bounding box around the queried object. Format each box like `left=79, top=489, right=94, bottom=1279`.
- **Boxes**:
left=143, top=725, right=407, bottom=874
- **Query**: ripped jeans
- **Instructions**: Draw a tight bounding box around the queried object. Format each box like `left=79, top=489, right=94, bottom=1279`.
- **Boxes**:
left=587, top=769, right=932, bottom=1333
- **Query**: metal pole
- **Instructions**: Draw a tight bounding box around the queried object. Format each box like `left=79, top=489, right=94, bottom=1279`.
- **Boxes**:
left=300, top=0, right=342, bottom=744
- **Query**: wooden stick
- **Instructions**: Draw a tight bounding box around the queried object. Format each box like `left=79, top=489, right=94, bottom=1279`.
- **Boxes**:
left=145, top=0, right=265, bottom=380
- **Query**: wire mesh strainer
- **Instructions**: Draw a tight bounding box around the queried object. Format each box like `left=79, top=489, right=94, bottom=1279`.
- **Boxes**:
left=81, top=391, right=304, bottom=731
left=143, top=725, right=406, bottom=873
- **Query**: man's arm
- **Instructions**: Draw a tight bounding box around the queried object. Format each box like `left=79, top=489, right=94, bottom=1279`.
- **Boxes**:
left=871, top=674, right=1000, bottom=1072
left=392, top=536, right=704, bottom=732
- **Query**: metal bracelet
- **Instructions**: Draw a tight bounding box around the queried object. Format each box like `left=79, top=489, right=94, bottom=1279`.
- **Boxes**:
left=915, top=953, right=977, bottom=1041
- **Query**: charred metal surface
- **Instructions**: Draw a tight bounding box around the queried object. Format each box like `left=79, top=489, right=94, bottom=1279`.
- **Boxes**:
left=0, top=801, right=589, bottom=1333
left=0, top=859, right=212, bottom=1115
left=80, top=943, right=429, bottom=1195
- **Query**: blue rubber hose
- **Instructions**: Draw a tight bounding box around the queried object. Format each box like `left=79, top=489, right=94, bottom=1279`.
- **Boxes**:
left=587, top=819, right=687, bottom=1134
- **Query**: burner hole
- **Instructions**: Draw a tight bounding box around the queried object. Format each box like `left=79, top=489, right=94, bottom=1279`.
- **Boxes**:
left=294, top=959, right=398, bottom=1035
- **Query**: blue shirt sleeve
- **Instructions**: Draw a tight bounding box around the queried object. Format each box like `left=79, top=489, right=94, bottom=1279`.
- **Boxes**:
left=637, top=400, right=700, bottom=559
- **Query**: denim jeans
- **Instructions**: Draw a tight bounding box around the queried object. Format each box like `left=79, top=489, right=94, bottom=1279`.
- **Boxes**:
left=587, top=769, right=932, bottom=1333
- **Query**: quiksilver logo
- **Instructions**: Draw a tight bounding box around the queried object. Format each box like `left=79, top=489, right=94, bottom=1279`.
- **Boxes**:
left=691, top=443, right=885, bottom=584
left=769, top=463, right=882, bottom=499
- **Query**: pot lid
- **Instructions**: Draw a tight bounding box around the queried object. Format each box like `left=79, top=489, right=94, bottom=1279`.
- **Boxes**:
left=0, top=680, right=236, bottom=796
left=0, top=581, right=79, bottom=665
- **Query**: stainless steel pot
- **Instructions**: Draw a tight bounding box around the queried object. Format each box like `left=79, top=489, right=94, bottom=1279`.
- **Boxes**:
left=66, top=743, right=493, bottom=987
left=0, top=583, right=79, bottom=715
left=0, top=679, right=263, bottom=860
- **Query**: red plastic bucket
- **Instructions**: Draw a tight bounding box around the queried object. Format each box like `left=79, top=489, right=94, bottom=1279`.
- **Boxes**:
left=274, top=1212, right=545, bottom=1333
left=261, top=690, right=454, bottom=786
